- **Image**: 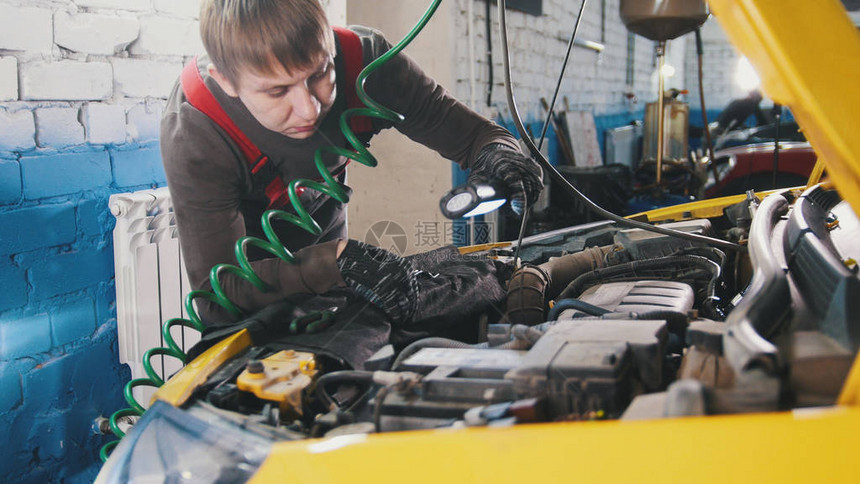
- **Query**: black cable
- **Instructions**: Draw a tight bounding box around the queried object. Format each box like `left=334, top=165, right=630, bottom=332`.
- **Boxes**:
left=513, top=0, right=587, bottom=267
left=512, top=201, right=530, bottom=265
left=772, top=104, right=782, bottom=189
left=486, top=0, right=493, bottom=107
left=695, top=28, right=715, bottom=163
left=373, top=384, right=393, bottom=432
left=391, top=337, right=474, bottom=370
left=536, top=0, right=587, bottom=149
left=496, top=0, right=743, bottom=254
left=673, top=246, right=727, bottom=276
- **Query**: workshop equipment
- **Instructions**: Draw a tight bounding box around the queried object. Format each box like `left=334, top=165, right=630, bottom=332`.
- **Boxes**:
left=620, top=0, right=709, bottom=186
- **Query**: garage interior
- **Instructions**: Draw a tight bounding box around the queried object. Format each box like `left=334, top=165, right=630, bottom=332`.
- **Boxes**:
left=1, top=0, right=860, bottom=482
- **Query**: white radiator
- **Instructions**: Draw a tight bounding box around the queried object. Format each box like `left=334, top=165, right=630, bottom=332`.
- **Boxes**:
left=109, top=187, right=199, bottom=406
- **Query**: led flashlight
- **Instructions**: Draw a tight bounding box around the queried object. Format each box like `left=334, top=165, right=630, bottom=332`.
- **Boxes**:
left=440, top=181, right=508, bottom=219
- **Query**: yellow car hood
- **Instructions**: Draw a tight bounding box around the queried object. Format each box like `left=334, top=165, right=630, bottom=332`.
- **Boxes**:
left=708, top=0, right=860, bottom=215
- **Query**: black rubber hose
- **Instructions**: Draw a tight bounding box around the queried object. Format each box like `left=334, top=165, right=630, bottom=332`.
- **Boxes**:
left=502, top=245, right=614, bottom=327
left=315, top=370, right=375, bottom=409
left=547, top=298, right=610, bottom=320
left=391, top=337, right=474, bottom=370
left=558, top=254, right=718, bottom=300
left=502, top=265, right=549, bottom=326
left=555, top=255, right=724, bottom=320
left=540, top=245, right=614, bottom=298
left=671, top=246, right=728, bottom=318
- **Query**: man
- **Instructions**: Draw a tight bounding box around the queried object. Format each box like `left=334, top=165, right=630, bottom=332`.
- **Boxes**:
left=713, top=89, right=770, bottom=135
left=160, top=0, right=542, bottom=324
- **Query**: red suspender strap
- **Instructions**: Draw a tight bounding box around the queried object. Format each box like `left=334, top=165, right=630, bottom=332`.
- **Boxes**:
left=179, top=29, right=370, bottom=209
left=180, top=58, right=292, bottom=207
left=180, top=59, right=265, bottom=173
left=332, top=26, right=374, bottom=134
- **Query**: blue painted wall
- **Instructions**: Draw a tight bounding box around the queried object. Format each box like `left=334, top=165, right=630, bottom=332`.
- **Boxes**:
left=0, top=141, right=166, bottom=483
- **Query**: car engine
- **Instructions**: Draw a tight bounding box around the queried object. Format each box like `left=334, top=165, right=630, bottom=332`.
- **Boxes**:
left=155, top=184, right=858, bottom=440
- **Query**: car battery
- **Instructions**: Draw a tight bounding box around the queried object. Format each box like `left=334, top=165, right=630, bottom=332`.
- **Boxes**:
left=506, top=319, right=668, bottom=418
left=382, top=348, right=528, bottom=422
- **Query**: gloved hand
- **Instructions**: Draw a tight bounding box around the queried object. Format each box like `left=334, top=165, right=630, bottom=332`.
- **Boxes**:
left=468, top=143, right=543, bottom=214
left=336, top=239, right=419, bottom=325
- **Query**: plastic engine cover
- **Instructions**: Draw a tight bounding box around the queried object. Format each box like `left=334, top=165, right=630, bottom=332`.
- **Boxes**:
left=558, top=280, right=695, bottom=319
left=506, top=319, right=668, bottom=418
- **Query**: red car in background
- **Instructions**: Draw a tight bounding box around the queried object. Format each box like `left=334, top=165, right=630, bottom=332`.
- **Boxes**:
left=704, top=141, right=817, bottom=198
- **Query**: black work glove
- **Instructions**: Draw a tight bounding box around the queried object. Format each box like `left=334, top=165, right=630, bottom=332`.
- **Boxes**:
left=468, top=143, right=543, bottom=215
left=336, top=240, right=419, bottom=325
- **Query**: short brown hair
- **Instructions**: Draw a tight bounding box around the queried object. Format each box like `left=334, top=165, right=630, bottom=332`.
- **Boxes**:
left=200, top=0, right=335, bottom=87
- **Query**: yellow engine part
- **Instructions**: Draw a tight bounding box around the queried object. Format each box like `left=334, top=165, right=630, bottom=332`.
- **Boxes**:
left=236, top=350, right=318, bottom=416
left=153, top=329, right=252, bottom=407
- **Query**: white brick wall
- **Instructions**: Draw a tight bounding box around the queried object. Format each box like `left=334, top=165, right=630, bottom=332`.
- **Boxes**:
left=128, top=15, right=204, bottom=57
left=73, top=0, right=150, bottom=12
left=0, top=0, right=347, bottom=159
left=321, top=0, right=347, bottom=27
left=0, top=5, right=54, bottom=52
left=35, top=107, right=85, bottom=148
left=0, top=0, right=744, bottom=156
left=20, top=61, right=113, bottom=101
left=683, top=18, right=746, bottom=111
left=127, top=101, right=164, bottom=142
left=0, top=57, right=18, bottom=101
left=54, top=11, right=140, bottom=55
left=112, top=58, right=182, bottom=98
left=83, top=103, right=127, bottom=144
left=153, top=0, right=200, bottom=19
left=1, top=1, right=209, bottom=151
left=0, top=109, right=36, bottom=152
left=450, top=0, right=663, bottom=118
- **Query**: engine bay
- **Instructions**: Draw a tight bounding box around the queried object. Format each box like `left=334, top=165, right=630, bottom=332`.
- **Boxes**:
left=166, top=184, right=859, bottom=438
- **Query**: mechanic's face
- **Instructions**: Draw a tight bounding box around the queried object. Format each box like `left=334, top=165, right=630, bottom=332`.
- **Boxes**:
left=210, top=54, right=336, bottom=140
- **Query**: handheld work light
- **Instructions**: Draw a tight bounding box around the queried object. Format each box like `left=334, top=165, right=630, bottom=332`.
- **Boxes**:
left=439, top=181, right=508, bottom=219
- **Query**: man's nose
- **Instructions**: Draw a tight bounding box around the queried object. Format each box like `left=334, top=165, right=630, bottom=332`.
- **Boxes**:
left=291, top=84, right=321, bottom=122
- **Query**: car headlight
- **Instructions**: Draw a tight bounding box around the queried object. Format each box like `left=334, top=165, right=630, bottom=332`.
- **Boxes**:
left=96, top=400, right=272, bottom=483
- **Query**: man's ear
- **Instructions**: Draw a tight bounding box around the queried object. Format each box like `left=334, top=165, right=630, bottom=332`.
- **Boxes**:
left=207, top=64, right=239, bottom=97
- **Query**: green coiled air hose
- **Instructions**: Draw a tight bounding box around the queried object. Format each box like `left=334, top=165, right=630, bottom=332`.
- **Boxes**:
left=100, top=0, right=442, bottom=462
